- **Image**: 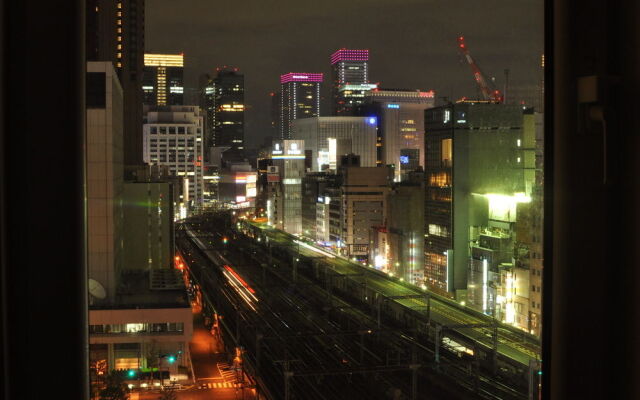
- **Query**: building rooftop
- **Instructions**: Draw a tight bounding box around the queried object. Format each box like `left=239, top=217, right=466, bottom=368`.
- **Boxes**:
left=90, top=269, right=190, bottom=310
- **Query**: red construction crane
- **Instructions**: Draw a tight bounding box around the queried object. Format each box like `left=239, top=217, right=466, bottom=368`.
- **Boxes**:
left=457, top=36, right=504, bottom=103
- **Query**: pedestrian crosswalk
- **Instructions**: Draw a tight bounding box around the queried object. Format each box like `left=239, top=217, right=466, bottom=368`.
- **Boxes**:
left=217, top=362, right=237, bottom=380
left=199, top=381, right=241, bottom=389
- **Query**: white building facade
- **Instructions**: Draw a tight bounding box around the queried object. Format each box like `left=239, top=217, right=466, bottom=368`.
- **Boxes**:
left=269, top=140, right=306, bottom=235
left=364, top=89, right=435, bottom=181
left=143, top=105, right=205, bottom=208
left=292, top=117, right=377, bottom=171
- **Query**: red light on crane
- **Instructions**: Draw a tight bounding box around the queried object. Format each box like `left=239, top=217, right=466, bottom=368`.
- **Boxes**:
left=457, top=35, right=503, bottom=103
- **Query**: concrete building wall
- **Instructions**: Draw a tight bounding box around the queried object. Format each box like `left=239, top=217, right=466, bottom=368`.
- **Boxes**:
left=89, top=306, right=193, bottom=372
left=122, top=182, right=173, bottom=271
left=292, top=117, right=377, bottom=171
left=380, top=102, right=430, bottom=180
left=142, top=105, right=205, bottom=208
left=87, top=61, right=124, bottom=302
left=341, top=166, right=392, bottom=259
left=425, top=103, right=527, bottom=299
left=387, top=184, right=425, bottom=284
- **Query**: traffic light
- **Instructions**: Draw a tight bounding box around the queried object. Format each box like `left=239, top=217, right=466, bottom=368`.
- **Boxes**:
left=167, top=355, right=176, bottom=364
left=222, top=237, right=228, bottom=245
left=127, top=369, right=136, bottom=378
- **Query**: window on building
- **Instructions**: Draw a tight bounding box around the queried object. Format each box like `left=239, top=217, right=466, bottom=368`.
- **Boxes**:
left=441, top=138, right=452, bottom=167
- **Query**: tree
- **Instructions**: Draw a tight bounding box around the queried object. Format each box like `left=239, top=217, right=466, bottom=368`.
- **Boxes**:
left=145, top=340, right=159, bottom=383
left=158, top=388, right=177, bottom=400
left=99, top=371, right=129, bottom=400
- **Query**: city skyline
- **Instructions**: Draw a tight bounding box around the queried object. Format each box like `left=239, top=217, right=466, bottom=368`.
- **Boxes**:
left=146, top=0, right=543, bottom=148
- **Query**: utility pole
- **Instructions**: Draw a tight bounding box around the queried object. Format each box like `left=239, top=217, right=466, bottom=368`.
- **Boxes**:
left=434, top=324, right=441, bottom=370
left=410, top=344, right=419, bottom=400
left=377, top=297, right=382, bottom=329
left=256, top=333, right=263, bottom=372
left=425, top=293, right=431, bottom=326
left=491, top=320, right=498, bottom=376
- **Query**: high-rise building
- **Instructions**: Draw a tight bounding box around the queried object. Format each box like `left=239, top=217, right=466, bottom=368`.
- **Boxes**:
left=330, top=48, right=377, bottom=115
left=86, top=62, right=124, bottom=302
left=217, top=163, right=257, bottom=209
left=142, top=105, right=205, bottom=208
left=513, top=111, right=544, bottom=336
left=270, top=91, right=281, bottom=140
left=267, top=140, right=306, bottom=234
left=301, top=172, right=339, bottom=240
left=199, top=73, right=216, bottom=160
left=86, top=0, right=145, bottom=167
left=337, top=165, right=393, bottom=260
left=291, top=116, right=378, bottom=171
left=280, top=73, right=323, bottom=139
left=358, top=89, right=435, bottom=181
left=212, top=67, right=245, bottom=149
left=424, top=102, right=533, bottom=309
left=370, top=174, right=425, bottom=285
left=86, top=62, right=194, bottom=382
left=143, top=53, right=184, bottom=106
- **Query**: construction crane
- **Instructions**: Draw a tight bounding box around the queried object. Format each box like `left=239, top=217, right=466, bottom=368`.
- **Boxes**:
left=457, top=35, right=504, bottom=103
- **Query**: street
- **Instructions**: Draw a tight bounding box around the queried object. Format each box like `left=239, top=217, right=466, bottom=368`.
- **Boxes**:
left=129, top=302, right=256, bottom=400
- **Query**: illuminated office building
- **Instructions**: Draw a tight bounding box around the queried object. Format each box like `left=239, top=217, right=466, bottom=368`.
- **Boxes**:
left=217, top=166, right=257, bottom=210
left=423, top=102, right=534, bottom=314
left=337, top=165, right=393, bottom=260
left=267, top=140, right=306, bottom=234
left=360, top=89, right=435, bottom=181
left=330, top=49, right=377, bottom=115
left=199, top=73, right=215, bottom=155
left=280, top=73, right=322, bottom=139
left=270, top=91, right=281, bottom=139
left=143, top=53, right=184, bottom=106
left=211, top=67, right=245, bottom=149
left=200, top=67, right=245, bottom=151
left=86, top=0, right=145, bottom=166
left=291, top=116, right=377, bottom=171
left=301, top=172, right=339, bottom=241
left=370, top=174, right=425, bottom=285
left=142, top=105, right=204, bottom=209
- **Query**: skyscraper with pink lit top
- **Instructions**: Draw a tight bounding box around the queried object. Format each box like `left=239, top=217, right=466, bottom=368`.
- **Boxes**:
left=331, top=48, right=377, bottom=115
left=279, top=73, right=323, bottom=139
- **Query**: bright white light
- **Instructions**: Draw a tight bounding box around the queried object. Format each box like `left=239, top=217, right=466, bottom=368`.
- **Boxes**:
left=223, top=269, right=258, bottom=311
left=294, top=240, right=336, bottom=258
left=482, top=259, right=488, bottom=314
left=374, top=255, right=387, bottom=268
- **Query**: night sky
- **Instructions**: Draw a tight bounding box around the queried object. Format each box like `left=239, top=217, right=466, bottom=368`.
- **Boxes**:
left=146, top=0, right=543, bottom=149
